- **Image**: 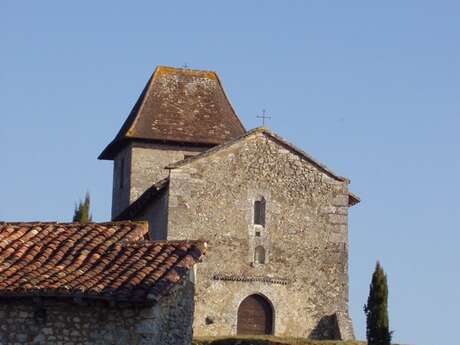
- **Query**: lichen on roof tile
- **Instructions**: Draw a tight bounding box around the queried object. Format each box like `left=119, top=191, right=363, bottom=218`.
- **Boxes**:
left=99, top=66, right=246, bottom=159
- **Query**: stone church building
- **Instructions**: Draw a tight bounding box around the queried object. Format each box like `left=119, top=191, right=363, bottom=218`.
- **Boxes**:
left=0, top=65, right=359, bottom=344
left=99, top=65, right=360, bottom=339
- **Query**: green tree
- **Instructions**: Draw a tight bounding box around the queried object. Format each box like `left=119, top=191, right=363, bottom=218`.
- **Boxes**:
left=364, top=261, right=392, bottom=345
left=73, top=192, right=92, bottom=223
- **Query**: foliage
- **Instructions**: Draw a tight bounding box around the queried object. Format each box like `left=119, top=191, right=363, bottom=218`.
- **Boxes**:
left=72, top=192, right=92, bottom=223
left=364, top=262, right=392, bottom=345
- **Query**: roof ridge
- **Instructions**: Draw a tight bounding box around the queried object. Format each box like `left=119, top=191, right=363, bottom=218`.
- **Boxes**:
left=156, top=65, right=218, bottom=75
left=0, top=220, right=147, bottom=226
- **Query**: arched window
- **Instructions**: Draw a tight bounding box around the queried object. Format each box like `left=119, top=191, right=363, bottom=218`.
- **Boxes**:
left=254, top=246, right=266, bottom=264
left=254, top=197, right=266, bottom=226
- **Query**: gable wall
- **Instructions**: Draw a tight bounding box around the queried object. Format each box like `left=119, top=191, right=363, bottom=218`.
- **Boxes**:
left=130, top=143, right=206, bottom=204
left=167, top=133, right=353, bottom=339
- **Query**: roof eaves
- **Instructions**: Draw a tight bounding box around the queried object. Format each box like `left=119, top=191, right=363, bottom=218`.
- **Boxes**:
left=348, top=192, right=361, bottom=207
left=145, top=240, right=207, bottom=302
left=99, top=137, right=217, bottom=161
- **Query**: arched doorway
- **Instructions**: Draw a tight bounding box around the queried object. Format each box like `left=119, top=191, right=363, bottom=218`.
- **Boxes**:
left=237, top=294, right=273, bottom=335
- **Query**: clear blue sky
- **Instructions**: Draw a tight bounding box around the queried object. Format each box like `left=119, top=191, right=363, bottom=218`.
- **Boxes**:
left=1, top=2, right=459, bottom=345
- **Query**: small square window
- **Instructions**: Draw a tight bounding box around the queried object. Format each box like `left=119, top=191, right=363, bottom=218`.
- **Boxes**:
left=255, top=231, right=261, bottom=237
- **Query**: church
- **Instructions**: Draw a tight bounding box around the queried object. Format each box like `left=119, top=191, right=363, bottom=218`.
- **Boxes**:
left=100, top=65, right=360, bottom=339
left=0, top=65, right=359, bottom=344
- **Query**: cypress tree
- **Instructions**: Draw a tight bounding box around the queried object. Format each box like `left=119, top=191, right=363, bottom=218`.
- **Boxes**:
left=72, top=192, right=92, bottom=223
left=364, top=261, right=392, bottom=345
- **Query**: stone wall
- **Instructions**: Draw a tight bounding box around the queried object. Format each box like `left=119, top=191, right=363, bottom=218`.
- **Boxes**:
left=167, top=132, right=354, bottom=339
left=130, top=143, right=207, bottom=203
left=137, top=187, right=169, bottom=240
left=112, top=145, right=132, bottom=219
left=0, top=281, right=195, bottom=345
left=112, top=142, right=207, bottom=219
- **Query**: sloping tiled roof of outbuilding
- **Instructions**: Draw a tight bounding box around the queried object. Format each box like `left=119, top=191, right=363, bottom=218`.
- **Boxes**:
left=99, top=65, right=246, bottom=160
left=0, top=221, right=206, bottom=304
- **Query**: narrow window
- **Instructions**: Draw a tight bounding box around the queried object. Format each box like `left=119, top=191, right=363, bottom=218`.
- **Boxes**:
left=119, top=157, right=125, bottom=189
left=254, top=246, right=266, bottom=264
left=254, top=197, right=266, bottom=226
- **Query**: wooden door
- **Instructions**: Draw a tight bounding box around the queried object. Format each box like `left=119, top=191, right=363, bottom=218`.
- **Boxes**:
left=237, top=294, right=273, bottom=335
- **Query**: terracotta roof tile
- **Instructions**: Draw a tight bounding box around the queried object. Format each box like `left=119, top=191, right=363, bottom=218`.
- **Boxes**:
left=99, top=66, right=246, bottom=160
left=0, top=221, right=206, bottom=304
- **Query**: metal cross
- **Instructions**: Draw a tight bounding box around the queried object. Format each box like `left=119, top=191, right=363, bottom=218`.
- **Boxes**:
left=256, top=109, right=271, bottom=126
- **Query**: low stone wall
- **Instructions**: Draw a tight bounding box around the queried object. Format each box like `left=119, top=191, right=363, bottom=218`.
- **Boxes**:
left=0, top=281, right=194, bottom=345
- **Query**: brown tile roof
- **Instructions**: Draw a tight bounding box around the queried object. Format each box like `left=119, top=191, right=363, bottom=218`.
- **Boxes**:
left=99, top=66, right=246, bottom=160
left=0, top=221, right=206, bottom=304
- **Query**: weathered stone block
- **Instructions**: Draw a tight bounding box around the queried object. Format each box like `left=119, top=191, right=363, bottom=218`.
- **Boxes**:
left=328, top=214, right=348, bottom=224
left=333, top=195, right=349, bottom=207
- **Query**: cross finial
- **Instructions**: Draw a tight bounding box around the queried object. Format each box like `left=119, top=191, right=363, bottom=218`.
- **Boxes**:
left=256, top=109, right=271, bottom=126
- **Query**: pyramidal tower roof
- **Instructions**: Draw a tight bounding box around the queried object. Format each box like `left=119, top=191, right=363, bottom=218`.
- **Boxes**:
left=99, top=66, right=246, bottom=160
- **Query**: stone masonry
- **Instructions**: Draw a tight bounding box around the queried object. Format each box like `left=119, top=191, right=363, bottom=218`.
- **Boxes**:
left=0, top=281, right=195, bottom=345
left=102, top=66, right=359, bottom=340
left=112, top=142, right=206, bottom=219
left=163, top=130, right=354, bottom=338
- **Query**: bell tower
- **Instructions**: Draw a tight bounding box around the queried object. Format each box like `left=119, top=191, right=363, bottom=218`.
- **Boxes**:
left=98, top=65, right=246, bottom=219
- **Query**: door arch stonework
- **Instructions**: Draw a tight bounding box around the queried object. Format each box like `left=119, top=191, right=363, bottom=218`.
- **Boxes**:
left=237, top=294, right=274, bottom=335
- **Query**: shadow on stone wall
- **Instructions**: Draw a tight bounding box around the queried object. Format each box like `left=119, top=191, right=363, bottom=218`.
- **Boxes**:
left=308, top=314, right=341, bottom=340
